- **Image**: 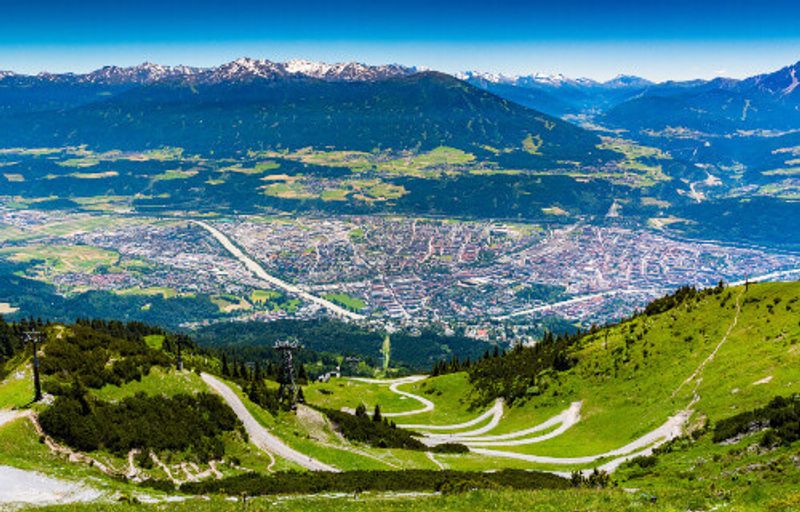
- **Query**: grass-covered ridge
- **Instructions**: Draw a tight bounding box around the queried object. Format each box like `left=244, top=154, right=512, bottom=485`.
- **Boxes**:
left=3, top=281, right=800, bottom=510
left=296, top=281, right=800, bottom=470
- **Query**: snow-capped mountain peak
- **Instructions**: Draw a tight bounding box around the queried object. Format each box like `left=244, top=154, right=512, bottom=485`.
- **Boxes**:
left=285, top=59, right=332, bottom=76
left=455, top=71, right=515, bottom=84
left=744, top=60, right=800, bottom=97
left=82, top=62, right=202, bottom=84
left=458, top=70, right=599, bottom=88
left=602, top=74, right=653, bottom=88
left=285, top=59, right=415, bottom=81
left=207, top=58, right=286, bottom=82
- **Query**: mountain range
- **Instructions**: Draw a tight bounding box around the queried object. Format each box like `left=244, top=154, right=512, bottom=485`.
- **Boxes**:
left=2, top=57, right=798, bottom=136
left=0, top=58, right=418, bottom=85
left=461, top=61, right=800, bottom=132
left=0, top=60, right=608, bottom=166
left=604, top=61, right=800, bottom=132
left=458, top=71, right=655, bottom=118
left=1, top=57, right=800, bottom=227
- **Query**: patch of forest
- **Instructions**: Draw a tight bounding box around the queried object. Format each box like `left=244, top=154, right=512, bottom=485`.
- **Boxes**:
left=193, top=319, right=493, bottom=372
left=713, top=394, right=800, bottom=447
left=40, top=388, right=242, bottom=461
left=320, top=404, right=467, bottom=453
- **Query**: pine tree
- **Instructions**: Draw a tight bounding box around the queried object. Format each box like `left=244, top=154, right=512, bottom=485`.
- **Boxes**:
left=221, top=353, right=230, bottom=377
left=373, top=405, right=382, bottom=423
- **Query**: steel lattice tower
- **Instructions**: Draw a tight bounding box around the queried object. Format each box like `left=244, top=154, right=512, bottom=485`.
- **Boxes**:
left=274, top=338, right=301, bottom=409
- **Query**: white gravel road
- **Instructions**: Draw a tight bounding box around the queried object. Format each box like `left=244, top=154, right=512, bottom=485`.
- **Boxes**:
left=400, top=399, right=504, bottom=432
left=201, top=373, right=338, bottom=472
left=0, top=410, right=103, bottom=506
left=448, top=401, right=582, bottom=446
left=470, top=409, right=689, bottom=465
left=348, top=376, right=435, bottom=417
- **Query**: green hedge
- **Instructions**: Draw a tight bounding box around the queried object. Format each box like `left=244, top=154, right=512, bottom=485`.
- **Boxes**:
left=177, top=469, right=570, bottom=495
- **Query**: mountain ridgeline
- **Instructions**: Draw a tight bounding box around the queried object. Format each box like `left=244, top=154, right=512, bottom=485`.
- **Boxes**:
left=462, top=60, right=800, bottom=133
left=0, top=63, right=609, bottom=167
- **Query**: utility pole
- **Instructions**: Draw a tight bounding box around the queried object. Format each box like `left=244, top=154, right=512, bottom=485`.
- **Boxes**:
left=176, top=338, right=184, bottom=371
left=23, top=330, right=43, bottom=402
left=274, top=338, right=301, bottom=410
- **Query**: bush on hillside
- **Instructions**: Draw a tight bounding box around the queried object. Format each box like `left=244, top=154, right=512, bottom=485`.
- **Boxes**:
left=320, top=405, right=426, bottom=450
left=39, top=321, right=178, bottom=390
left=39, top=390, right=242, bottom=461
left=713, top=394, right=800, bottom=447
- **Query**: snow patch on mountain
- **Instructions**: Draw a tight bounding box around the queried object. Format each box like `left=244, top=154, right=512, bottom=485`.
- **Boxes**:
left=458, top=70, right=653, bottom=89
left=783, top=68, right=799, bottom=96
left=0, top=58, right=417, bottom=85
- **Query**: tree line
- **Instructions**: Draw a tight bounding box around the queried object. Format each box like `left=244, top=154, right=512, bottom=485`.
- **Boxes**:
left=713, top=394, right=800, bottom=448
left=466, top=331, right=581, bottom=406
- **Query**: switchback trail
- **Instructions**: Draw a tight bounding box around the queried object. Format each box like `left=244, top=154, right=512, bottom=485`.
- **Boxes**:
left=348, top=376, right=435, bottom=417
left=446, top=401, right=582, bottom=446
left=201, top=373, right=338, bottom=472
left=470, top=410, right=689, bottom=467
left=400, top=399, right=504, bottom=433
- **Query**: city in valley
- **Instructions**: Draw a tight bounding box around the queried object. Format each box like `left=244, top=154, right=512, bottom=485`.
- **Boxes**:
left=2, top=203, right=798, bottom=342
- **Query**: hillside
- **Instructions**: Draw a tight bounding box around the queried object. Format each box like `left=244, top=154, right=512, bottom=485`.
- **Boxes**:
left=293, top=280, right=800, bottom=508
left=604, top=61, right=800, bottom=133
left=0, top=69, right=610, bottom=168
left=3, top=281, right=800, bottom=510
left=460, top=72, right=653, bottom=118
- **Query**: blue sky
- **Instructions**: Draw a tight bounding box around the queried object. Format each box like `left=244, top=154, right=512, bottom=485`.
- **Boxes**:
left=1, top=0, right=799, bottom=81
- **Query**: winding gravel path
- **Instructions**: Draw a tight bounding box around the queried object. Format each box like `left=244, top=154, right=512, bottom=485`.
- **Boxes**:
left=201, top=373, right=338, bottom=472
left=293, top=287, right=743, bottom=472
left=348, top=376, right=435, bottom=417
left=470, top=410, right=689, bottom=465
left=450, top=401, right=582, bottom=446
left=404, top=399, right=504, bottom=435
